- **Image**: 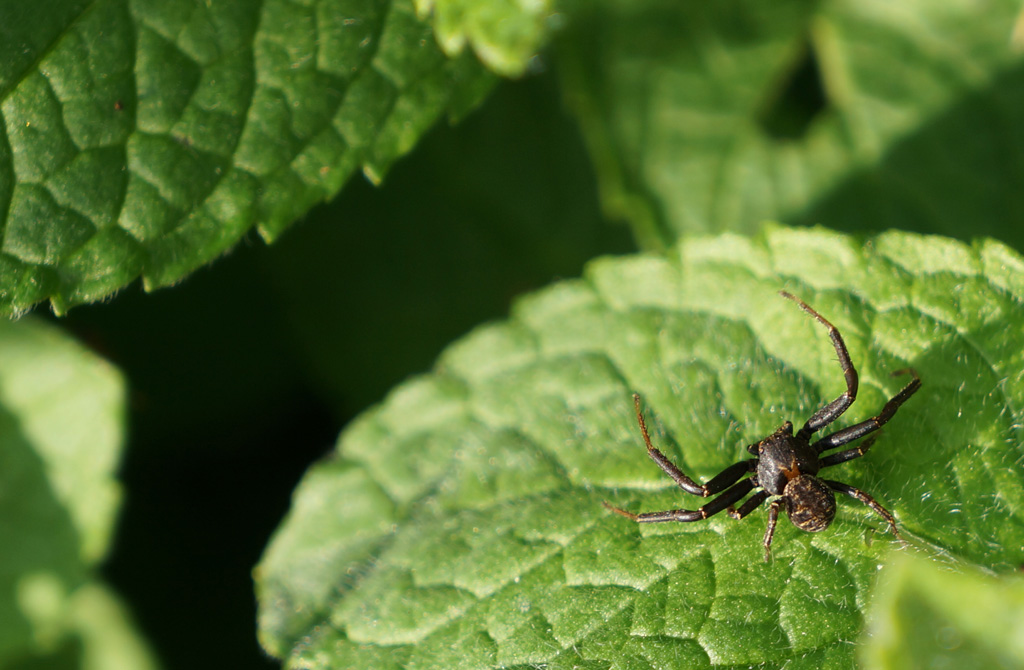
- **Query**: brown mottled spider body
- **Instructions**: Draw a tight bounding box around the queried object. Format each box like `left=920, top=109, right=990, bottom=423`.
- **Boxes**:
left=606, top=291, right=921, bottom=561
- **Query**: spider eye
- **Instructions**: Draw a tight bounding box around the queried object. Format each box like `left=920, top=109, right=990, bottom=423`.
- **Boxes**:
left=784, top=475, right=837, bottom=533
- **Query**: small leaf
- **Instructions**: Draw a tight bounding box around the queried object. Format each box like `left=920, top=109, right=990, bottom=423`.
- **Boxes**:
left=861, top=551, right=1024, bottom=668
left=257, top=225, right=1024, bottom=668
left=415, top=0, right=555, bottom=76
left=0, top=0, right=495, bottom=315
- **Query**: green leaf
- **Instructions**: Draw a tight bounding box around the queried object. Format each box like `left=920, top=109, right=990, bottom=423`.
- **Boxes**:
left=861, top=551, right=1024, bottom=668
left=256, top=225, right=1024, bottom=668
left=0, top=0, right=494, bottom=315
left=414, top=0, right=555, bottom=76
left=556, top=0, right=1024, bottom=248
left=0, top=317, right=155, bottom=667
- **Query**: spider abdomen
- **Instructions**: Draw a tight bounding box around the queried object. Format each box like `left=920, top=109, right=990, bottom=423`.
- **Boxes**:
left=783, top=475, right=837, bottom=532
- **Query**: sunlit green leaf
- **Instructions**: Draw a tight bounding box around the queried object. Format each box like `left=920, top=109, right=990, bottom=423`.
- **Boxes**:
left=0, top=0, right=495, bottom=315
left=257, top=225, right=1024, bottom=668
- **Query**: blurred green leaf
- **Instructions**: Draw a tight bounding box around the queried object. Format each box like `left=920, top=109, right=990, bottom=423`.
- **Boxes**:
left=0, top=0, right=497, bottom=315
left=861, top=551, right=1024, bottom=669
left=0, top=317, right=156, bottom=668
left=260, top=72, right=634, bottom=412
left=257, top=225, right=1024, bottom=668
left=556, top=0, right=1024, bottom=248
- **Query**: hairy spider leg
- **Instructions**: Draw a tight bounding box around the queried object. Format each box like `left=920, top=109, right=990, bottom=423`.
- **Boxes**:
left=779, top=291, right=860, bottom=440
left=812, top=369, right=921, bottom=454
left=727, top=488, right=769, bottom=519
left=633, top=393, right=756, bottom=496
left=762, top=499, right=785, bottom=562
left=824, top=479, right=901, bottom=539
left=818, top=434, right=878, bottom=468
left=603, top=478, right=756, bottom=523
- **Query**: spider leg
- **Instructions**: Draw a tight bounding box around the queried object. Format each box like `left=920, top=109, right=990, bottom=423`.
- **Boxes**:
left=727, top=488, right=769, bottom=519
left=762, top=499, right=784, bottom=562
left=603, top=478, right=755, bottom=523
left=823, top=479, right=901, bottom=539
left=633, top=393, right=756, bottom=496
left=779, top=291, right=859, bottom=440
left=818, top=435, right=878, bottom=468
left=812, top=369, right=921, bottom=454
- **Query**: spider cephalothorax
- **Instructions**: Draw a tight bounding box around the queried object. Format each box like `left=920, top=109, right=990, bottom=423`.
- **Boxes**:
left=605, top=291, right=920, bottom=560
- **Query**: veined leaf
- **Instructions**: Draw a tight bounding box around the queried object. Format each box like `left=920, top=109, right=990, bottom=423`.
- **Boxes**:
left=257, top=225, right=1024, bottom=668
left=556, top=0, right=1024, bottom=248
left=0, top=0, right=497, bottom=315
left=0, top=317, right=155, bottom=667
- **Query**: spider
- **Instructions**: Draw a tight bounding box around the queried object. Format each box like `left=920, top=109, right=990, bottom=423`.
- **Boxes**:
left=605, top=291, right=921, bottom=561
